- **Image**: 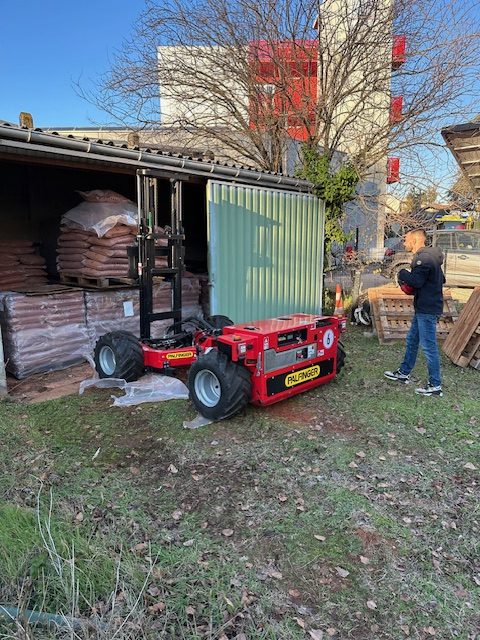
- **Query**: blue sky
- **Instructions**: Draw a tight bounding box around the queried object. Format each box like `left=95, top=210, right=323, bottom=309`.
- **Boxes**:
left=0, top=0, right=147, bottom=127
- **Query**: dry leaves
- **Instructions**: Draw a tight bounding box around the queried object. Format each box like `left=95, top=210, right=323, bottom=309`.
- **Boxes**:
left=366, top=600, right=377, bottom=610
left=359, top=555, right=370, bottom=564
left=309, top=630, right=324, bottom=640
left=222, top=528, right=234, bottom=537
left=463, top=462, right=477, bottom=470
left=335, top=566, right=350, bottom=578
left=147, top=602, right=165, bottom=615
left=424, top=626, right=436, bottom=636
left=171, top=510, right=183, bottom=521
left=168, top=464, right=179, bottom=474
left=356, top=451, right=366, bottom=458
left=314, top=534, right=326, bottom=541
left=288, top=588, right=301, bottom=598
left=267, top=567, right=283, bottom=580
left=185, top=605, right=195, bottom=616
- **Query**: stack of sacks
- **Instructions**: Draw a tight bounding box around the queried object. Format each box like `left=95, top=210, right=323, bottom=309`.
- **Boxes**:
left=56, top=224, right=137, bottom=278
left=84, top=277, right=202, bottom=349
left=56, top=189, right=168, bottom=280
left=0, top=241, right=48, bottom=290
left=57, top=225, right=168, bottom=279
left=0, top=290, right=90, bottom=378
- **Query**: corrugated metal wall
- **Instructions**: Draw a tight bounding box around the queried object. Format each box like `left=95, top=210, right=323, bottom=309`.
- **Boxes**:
left=207, top=181, right=325, bottom=322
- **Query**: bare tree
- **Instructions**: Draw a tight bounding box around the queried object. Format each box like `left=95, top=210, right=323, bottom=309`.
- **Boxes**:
left=87, top=0, right=480, bottom=177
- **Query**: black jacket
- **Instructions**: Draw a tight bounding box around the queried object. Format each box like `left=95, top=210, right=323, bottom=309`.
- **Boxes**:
left=398, top=246, right=445, bottom=315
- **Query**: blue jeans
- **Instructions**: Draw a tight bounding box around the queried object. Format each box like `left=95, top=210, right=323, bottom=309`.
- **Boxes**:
left=400, top=312, right=441, bottom=387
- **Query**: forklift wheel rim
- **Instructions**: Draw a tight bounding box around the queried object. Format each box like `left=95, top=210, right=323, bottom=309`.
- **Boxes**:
left=194, top=370, right=221, bottom=407
left=99, top=346, right=116, bottom=376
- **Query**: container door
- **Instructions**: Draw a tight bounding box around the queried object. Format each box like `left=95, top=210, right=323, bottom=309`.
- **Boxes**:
left=206, top=181, right=325, bottom=322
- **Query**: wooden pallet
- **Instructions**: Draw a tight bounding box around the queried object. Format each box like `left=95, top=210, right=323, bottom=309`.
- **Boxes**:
left=60, top=273, right=137, bottom=289
left=470, top=343, right=480, bottom=370
left=9, top=284, right=76, bottom=296
left=368, top=285, right=458, bottom=344
left=442, top=287, right=480, bottom=368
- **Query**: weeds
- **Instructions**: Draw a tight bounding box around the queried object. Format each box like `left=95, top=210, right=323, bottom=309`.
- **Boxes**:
left=0, top=327, right=479, bottom=639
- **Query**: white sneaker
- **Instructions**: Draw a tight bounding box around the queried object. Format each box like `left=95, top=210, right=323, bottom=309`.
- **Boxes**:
left=415, top=384, right=443, bottom=397
left=384, top=369, right=410, bottom=384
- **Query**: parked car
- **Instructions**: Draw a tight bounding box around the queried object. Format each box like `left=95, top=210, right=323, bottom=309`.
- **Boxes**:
left=384, top=229, right=480, bottom=287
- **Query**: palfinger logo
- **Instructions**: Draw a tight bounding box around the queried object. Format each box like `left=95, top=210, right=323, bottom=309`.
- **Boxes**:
left=166, top=351, right=195, bottom=360
left=285, top=365, right=320, bottom=388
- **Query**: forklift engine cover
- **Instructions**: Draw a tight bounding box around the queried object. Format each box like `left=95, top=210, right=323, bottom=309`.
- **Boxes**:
left=215, top=313, right=345, bottom=406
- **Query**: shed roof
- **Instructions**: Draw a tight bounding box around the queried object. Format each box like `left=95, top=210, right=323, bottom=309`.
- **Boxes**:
left=441, top=122, right=480, bottom=196
left=0, top=120, right=312, bottom=192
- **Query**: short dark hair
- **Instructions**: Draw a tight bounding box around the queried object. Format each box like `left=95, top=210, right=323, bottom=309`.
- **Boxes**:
left=407, top=228, right=427, bottom=241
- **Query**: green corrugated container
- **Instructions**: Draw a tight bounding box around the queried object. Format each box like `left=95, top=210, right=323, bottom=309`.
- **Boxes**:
left=207, top=181, right=325, bottom=322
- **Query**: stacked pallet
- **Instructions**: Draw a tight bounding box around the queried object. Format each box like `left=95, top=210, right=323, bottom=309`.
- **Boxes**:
left=0, top=241, right=49, bottom=290
left=368, top=285, right=458, bottom=344
left=0, top=290, right=90, bottom=378
left=84, top=276, right=202, bottom=349
left=442, top=287, right=480, bottom=369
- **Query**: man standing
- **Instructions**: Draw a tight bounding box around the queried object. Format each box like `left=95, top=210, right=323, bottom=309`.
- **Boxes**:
left=384, top=229, right=445, bottom=397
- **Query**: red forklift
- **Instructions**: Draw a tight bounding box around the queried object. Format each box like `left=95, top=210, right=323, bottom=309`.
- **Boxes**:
left=94, top=169, right=347, bottom=420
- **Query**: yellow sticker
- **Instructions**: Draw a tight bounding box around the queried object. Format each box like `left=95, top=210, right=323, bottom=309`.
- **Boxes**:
left=285, top=365, right=320, bottom=388
left=166, top=351, right=195, bottom=360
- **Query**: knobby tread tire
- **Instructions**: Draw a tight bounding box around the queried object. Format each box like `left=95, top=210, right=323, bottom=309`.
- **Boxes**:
left=188, top=349, right=252, bottom=420
left=388, top=261, right=410, bottom=284
left=336, top=341, right=346, bottom=374
left=94, top=331, right=145, bottom=382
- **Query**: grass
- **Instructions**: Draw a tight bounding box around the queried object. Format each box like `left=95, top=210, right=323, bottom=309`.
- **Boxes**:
left=0, top=327, right=478, bottom=639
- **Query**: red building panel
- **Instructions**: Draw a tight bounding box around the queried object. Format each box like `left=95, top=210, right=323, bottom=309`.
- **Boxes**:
left=390, top=96, right=403, bottom=124
left=392, top=36, right=406, bottom=69
left=387, top=157, right=400, bottom=183
left=248, top=40, right=318, bottom=141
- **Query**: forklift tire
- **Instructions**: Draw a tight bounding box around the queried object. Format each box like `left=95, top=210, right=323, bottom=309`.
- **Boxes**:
left=206, top=315, right=234, bottom=330
left=188, top=350, right=251, bottom=420
left=94, top=331, right=145, bottom=382
left=336, top=341, right=346, bottom=374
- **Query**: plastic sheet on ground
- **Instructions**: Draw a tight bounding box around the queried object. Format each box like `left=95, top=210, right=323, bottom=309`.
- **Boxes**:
left=183, top=413, right=213, bottom=429
left=79, top=372, right=189, bottom=406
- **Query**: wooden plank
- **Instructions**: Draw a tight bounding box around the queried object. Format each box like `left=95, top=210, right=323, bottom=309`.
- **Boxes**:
left=9, top=284, right=76, bottom=296
left=442, top=287, right=480, bottom=366
left=60, top=273, right=137, bottom=290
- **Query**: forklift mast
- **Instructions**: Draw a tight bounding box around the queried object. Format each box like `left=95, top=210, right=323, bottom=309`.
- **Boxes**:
left=130, top=169, right=186, bottom=341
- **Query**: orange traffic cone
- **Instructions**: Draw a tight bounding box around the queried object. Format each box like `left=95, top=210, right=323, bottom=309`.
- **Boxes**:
left=333, top=283, right=344, bottom=316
